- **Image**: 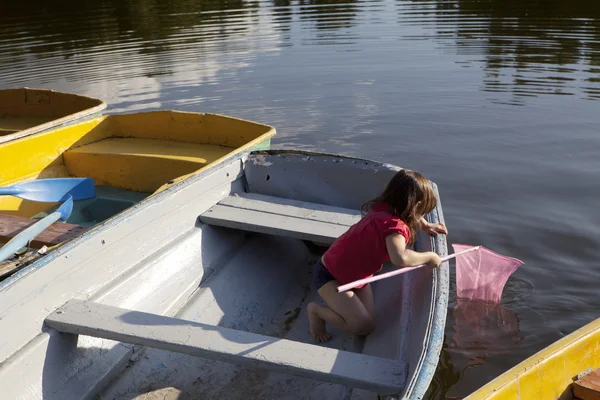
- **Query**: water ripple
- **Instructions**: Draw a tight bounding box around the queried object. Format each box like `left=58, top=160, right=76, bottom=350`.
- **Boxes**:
left=2, top=0, right=600, bottom=397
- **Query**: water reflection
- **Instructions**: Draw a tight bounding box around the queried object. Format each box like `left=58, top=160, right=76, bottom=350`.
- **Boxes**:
left=427, top=299, right=524, bottom=399
left=298, top=0, right=359, bottom=31
left=1, top=0, right=599, bottom=397
left=272, top=0, right=294, bottom=33
left=449, top=299, right=523, bottom=365
left=3, top=0, right=599, bottom=103
left=0, top=0, right=261, bottom=53
left=399, top=0, right=600, bottom=102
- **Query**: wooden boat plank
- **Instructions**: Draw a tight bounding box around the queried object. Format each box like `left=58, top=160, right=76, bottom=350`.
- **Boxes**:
left=200, top=204, right=349, bottom=244
left=573, top=368, right=600, bottom=400
left=0, top=250, right=40, bottom=280
left=0, top=214, right=87, bottom=248
left=46, top=299, right=406, bottom=394
left=218, top=192, right=361, bottom=226
left=199, top=193, right=361, bottom=244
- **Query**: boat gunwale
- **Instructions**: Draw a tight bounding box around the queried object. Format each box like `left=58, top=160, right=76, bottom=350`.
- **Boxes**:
left=465, top=317, right=600, bottom=399
left=401, top=181, right=449, bottom=399
left=0, top=87, right=107, bottom=144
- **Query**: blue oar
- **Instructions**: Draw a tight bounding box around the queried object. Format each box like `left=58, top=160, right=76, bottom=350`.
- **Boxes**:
left=0, top=178, right=95, bottom=202
left=0, top=196, right=74, bottom=263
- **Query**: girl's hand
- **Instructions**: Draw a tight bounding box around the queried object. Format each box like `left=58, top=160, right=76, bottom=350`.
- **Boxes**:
left=426, top=252, right=442, bottom=268
left=421, top=221, right=448, bottom=236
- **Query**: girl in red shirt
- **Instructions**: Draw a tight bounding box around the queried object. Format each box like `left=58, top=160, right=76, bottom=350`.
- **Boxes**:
left=308, top=169, right=448, bottom=342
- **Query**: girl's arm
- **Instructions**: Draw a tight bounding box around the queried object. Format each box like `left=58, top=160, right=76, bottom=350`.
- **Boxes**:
left=419, top=217, right=448, bottom=236
left=385, top=233, right=442, bottom=268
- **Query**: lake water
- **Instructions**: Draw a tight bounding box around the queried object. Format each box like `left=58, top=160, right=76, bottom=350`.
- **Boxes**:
left=2, top=0, right=600, bottom=398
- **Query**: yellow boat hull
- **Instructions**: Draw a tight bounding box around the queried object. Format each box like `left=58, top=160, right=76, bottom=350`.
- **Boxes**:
left=0, top=88, right=106, bottom=143
left=0, top=110, right=275, bottom=222
left=466, top=318, right=600, bottom=400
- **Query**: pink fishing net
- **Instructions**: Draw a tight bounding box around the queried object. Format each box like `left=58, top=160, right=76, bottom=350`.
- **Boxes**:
left=449, top=299, right=523, bottom=366
left=453, top=244, right=524, bottom=303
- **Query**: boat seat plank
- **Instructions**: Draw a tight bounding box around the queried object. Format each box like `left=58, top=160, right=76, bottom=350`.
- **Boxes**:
left=573, top=368, right=600, bottom=400
left=63, top=138, right=232, bottom=193
left=199, top=193, right=361, bottom=244
left=0, top=214, right=87, bottom=248
left=45, top=300, right=406, bottom=394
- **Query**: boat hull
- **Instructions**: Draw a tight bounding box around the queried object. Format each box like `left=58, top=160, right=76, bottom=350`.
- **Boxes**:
left=466, top=318, right=600, bottom=400
left=0, top=151, right=447, bottom=400
left=0, top=88, right=106, bottom=143
left=0, top=110, right=275, bottom=275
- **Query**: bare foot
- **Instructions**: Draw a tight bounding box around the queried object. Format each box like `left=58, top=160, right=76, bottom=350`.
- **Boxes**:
left=307, top=302, right=332, bottom=343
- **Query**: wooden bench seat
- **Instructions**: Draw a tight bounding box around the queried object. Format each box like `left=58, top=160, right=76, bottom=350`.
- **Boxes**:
left=0, top=213, right=87, bottom=248
left=199, top=193, right=361, bottom=244
left=46, top=300, right=406, bottom=394
left=63, top=138, right=233, bottom=193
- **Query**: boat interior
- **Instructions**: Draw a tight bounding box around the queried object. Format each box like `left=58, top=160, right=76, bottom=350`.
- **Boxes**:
left=0, top=111, right=274, bottom=254
left=0, top=152, right=448, bottom=399
left=0, top=88, right=105, bottom=138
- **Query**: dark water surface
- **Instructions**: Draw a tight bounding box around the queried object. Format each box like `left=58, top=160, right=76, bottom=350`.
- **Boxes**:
left=2, top=0, right=600, bottom=398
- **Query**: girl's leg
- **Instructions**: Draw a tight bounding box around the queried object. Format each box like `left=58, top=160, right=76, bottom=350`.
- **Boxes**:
left=355, top=283, right=375, bottom=320
left=308, top=281, right=374, bottom=342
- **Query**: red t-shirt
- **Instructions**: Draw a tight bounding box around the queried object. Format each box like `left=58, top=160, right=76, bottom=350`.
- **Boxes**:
left=322, top=203, right=411, bottom=289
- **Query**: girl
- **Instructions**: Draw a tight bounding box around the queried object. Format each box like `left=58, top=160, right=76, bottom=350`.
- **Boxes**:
left=308, top=169, right=448, bottom=342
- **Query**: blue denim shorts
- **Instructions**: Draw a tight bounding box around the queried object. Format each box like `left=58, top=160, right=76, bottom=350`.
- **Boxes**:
left=313, top=258, right=336, bottom=290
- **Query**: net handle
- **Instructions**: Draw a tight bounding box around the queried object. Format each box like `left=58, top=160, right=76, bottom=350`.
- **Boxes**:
left=337, top=245, right=480, bottom=292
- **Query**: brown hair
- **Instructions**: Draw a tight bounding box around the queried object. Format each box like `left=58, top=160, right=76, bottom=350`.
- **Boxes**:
left=361, top=169, right=437, bottom=245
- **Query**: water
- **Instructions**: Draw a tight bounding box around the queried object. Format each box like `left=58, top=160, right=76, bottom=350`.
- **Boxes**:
left=2, top=0, right=600, bottom=397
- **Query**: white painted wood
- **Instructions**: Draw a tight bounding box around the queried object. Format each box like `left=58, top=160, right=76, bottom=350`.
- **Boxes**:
left=219, top=192, right=361, bottom=226
left=46, top=300, right=405, bottom=394
left=0, top=160, right=242, bottom=362
left=0, top=222, right=247, bottom=400
left=244, top=152, right=402, bottom=211
left=98, top=234, right=359, bottom=400
left=201, top=205, right=350, bottom=244
left=200, top=194, right=360, bottom=244
left=0, top=333, right=133, bottom=400
left=0, top=159, right=244, bottom=399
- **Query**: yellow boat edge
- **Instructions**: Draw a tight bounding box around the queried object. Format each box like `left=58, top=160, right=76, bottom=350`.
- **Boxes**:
left=0, top=109, right=276, bottom=218
left=466, top=317, right=600, bottom=400
left=0, top=87, right=107, bottom=144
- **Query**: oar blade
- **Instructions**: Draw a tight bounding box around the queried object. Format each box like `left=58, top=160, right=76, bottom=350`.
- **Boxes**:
left=8, top=178, right=96, bottom=202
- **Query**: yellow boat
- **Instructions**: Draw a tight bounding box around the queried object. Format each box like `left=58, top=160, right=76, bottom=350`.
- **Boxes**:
left=466, top=317, right=600, bottom=400
left=0, top=88, right=106, bottom=143
left=0, top=110, right=275, bottom=276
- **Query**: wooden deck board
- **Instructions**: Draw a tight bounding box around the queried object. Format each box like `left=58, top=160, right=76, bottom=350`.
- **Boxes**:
left=199, top=193, right=360, bottom=244
left=45, top=300, right=406, bottom=394
left=218, top=192, right=361, bottom=226
left=0, top=214, right=87, bottom=248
